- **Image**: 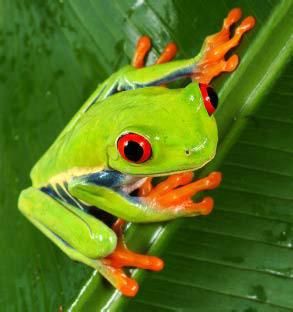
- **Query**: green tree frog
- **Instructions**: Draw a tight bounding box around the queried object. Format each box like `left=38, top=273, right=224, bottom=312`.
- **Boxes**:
left=18, top=8, right=255, bottom=297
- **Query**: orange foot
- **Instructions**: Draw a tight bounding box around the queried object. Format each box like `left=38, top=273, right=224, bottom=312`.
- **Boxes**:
left=102, top=219, right=164, bottom=297
left=194, top=8, right=255, bottom=84
left=139, top=172, right=222, bottom=216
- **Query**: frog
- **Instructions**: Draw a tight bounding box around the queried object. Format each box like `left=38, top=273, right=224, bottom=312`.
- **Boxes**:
left=18, top=8, right=255, bottom=297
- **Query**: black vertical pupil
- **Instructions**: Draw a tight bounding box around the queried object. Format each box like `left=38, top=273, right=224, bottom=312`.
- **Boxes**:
left=207, top=87, right=218, bottom=109
left=124, top=141, right=143, bottom=162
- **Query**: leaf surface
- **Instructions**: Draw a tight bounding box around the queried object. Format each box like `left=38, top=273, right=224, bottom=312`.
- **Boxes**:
left=0, top=0, right=292, bottom=311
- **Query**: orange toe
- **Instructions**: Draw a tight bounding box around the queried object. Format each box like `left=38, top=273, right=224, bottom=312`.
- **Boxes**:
left=132, top=35, right=152, bottom=68
left=118, top=275, right=139, bottom=297
left=199, top=196, right=214, bottom=215
left=156, top=42, right=178, bottom=64
left=207, top=172, right=222, bottom=189
left=144, top=256, right=164, bottom=271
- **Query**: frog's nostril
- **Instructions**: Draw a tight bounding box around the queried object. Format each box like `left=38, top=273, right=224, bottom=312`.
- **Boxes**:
left=185, top=149, right=191, bottom=156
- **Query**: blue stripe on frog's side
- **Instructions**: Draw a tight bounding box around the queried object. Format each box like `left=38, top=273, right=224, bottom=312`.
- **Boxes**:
left=124, top=66, right=193, bottom=90
left=39, top=169, right=127, bottom=226
left=82, top=169, right=125, bottom=189
left=40, top=183, right=88, bottom=211
left=79, top=170, right=141, bottom=205
left=41, top=182, right=117, bottom=227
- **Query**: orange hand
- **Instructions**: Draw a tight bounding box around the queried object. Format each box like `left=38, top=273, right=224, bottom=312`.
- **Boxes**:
left=194, top=8, right=255, bottom=84
left=142, top=172, right=222, bottom=216
left=156, top=172, right=221, bottom=207
left=147, top=172, right=194, bottom=198
left=181, top=197, right=214, bottom=215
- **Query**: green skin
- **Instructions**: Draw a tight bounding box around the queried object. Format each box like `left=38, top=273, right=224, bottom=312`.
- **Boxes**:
left=18, top=56, right=218, bottom=271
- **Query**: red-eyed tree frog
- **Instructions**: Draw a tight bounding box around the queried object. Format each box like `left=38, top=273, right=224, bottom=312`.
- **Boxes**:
left=18, top=8, right=255, bottom=297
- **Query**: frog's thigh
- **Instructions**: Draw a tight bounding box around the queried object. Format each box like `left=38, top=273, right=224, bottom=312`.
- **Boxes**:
left=18, top=187, right=117, bottom=262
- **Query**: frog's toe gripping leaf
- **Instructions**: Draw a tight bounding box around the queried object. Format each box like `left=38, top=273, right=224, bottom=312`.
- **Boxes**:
left=101, top=219, right=164, bottom=297
left=140, top=171, right=222, bottom=216
left=194, top=8, right=256, bottom=84
left=103, top=219, right=164, bottom=272
left=99, top=264, right=140, bottom=297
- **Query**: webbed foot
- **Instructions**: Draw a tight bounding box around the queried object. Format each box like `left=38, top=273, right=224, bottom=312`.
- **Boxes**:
left=194, top=8, right=255, bottom=84
left=102, top=219, right=164, bottom=297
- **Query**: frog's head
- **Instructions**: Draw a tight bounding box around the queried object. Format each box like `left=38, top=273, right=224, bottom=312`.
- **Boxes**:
left=104, top=82, right=218, bottom=177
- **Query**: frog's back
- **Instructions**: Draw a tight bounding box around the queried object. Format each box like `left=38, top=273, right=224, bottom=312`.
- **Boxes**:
left=31, top=103, right=111, bottom=186
left=31, top=133, right=75, bottom=187
left=30, top=96, right=107, bottom=187
left=30, top=84, right=183, bottom=187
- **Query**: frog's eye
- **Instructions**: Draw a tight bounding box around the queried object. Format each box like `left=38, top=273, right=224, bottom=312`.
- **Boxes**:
left=199, top=84, right=218, bottom=115
left=117, top=133, right=152, bottom=163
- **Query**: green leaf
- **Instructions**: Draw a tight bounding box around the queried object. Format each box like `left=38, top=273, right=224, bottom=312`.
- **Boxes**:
left=1, top=0, right=292, bottom=311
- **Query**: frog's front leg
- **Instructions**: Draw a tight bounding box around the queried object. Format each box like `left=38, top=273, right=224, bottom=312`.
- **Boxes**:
left=82, top=8, right=255, bottom=112
left=67, top=170, right=221, bottom=287
left=139, top=171, right=222, bottom=215
left=116, top=8, right=255, bottom=92
left=68, top=170, right=221, bottom=223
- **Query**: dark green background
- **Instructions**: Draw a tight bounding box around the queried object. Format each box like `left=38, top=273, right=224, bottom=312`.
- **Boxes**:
left=0, top=0, right=292, bottom=311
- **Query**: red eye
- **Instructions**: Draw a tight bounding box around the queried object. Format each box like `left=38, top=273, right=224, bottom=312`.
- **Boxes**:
left=117, top=133, right=152, bottom=163
left=199, top=84, right=218, bottom=115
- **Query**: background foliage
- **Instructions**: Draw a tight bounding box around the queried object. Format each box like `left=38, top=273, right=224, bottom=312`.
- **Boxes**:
left=0, top=0, right=292, bottom=311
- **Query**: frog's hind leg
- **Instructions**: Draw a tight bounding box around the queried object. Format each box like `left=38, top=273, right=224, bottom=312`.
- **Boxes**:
left=101, top=218, right=164, bottom=297
left=18, top=187, right=137, bottom=292
left=103, top=219, right=163, bottom=270
left=18, top=187, right=142, bottom=296
left=18, top=187, right=118, bottom=260
left=194, top=8, right=255, bottom=84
